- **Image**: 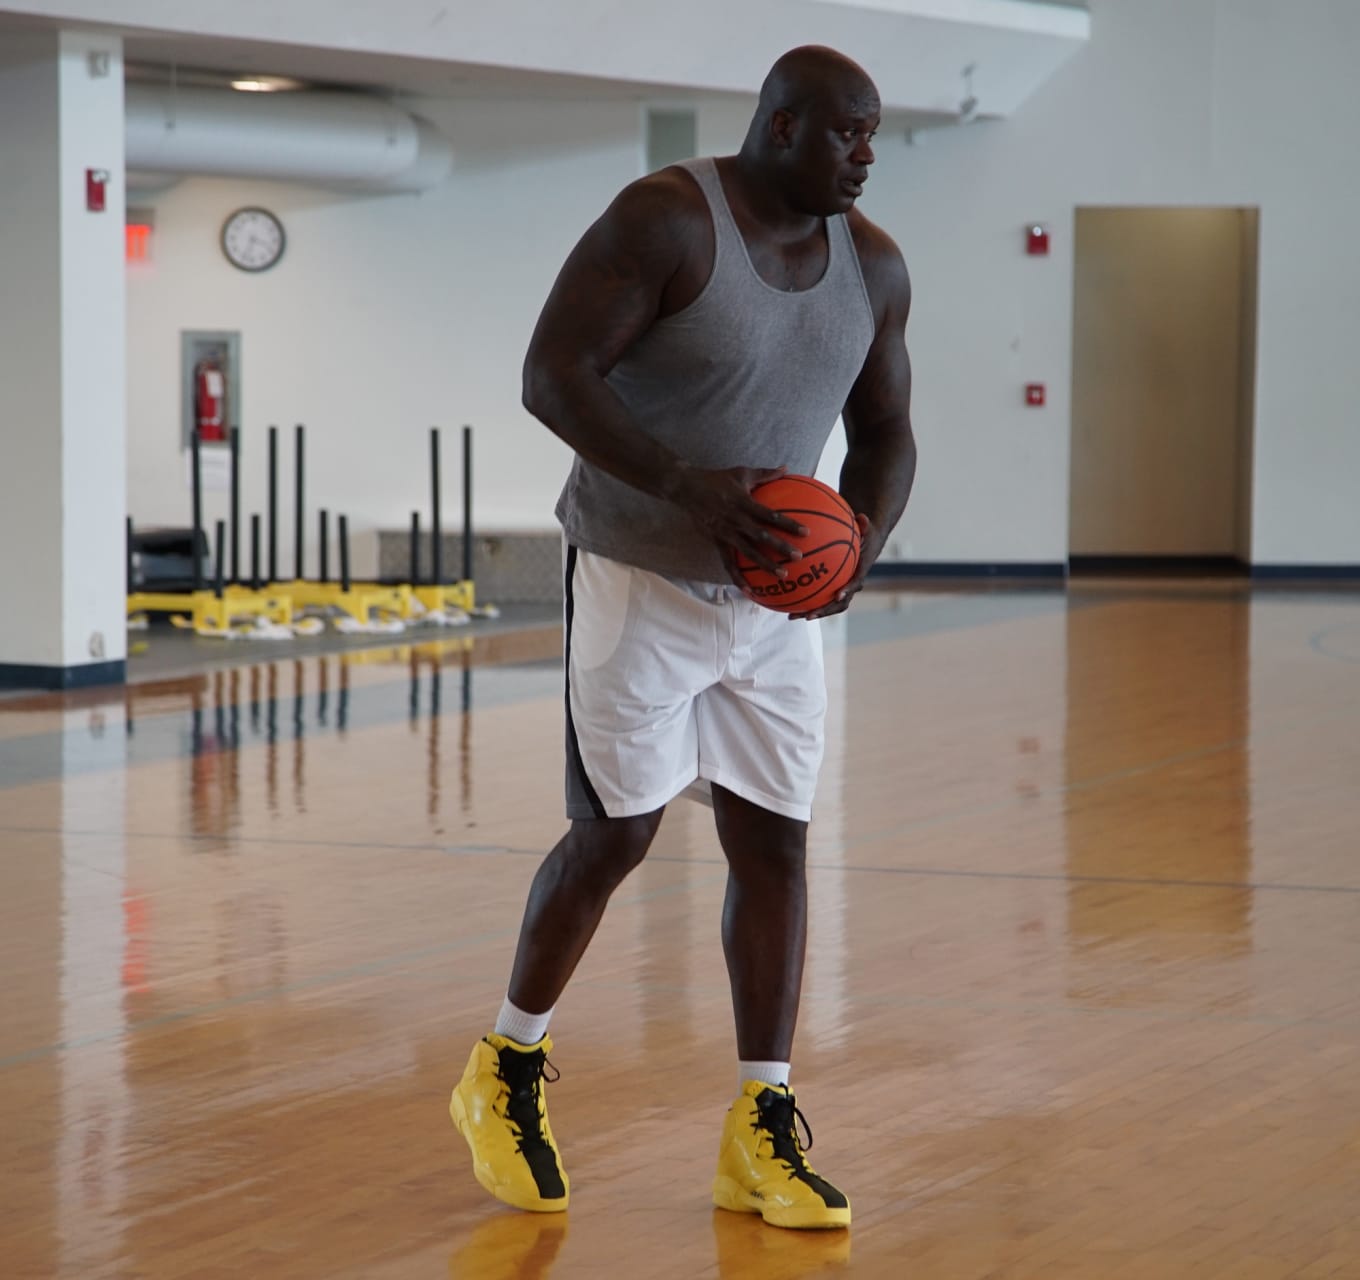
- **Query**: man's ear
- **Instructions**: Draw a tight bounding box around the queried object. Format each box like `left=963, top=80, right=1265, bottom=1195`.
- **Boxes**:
left=770, top=108, right=797, bottom=149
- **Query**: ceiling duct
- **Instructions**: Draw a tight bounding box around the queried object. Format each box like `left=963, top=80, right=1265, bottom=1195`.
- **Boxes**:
left=125, top=84, right=453, bottom=193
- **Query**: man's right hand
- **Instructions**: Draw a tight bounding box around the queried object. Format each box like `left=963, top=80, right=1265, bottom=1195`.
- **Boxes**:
left=664, top=464, right=809, bottom=580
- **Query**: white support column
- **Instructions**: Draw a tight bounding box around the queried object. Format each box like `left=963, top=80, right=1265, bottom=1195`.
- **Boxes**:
left=0, top=29, right=126, bottom=689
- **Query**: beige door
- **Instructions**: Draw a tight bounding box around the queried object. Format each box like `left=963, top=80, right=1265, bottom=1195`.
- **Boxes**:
left=1069, top=207, right=1257, bottom=558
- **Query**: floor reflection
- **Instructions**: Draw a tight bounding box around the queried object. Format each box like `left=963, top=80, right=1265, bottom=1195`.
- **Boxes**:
left=447, top=1213, right=568, bottom=1280
left=711, top=1210, right=851, bottom=1278
left=85, top=639, right=553, bottom=839
left=1064, top=599, right=1253, bottom=990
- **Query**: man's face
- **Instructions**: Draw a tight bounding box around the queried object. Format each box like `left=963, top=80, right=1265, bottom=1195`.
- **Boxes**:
left=780, top=83, right=880, bottom=216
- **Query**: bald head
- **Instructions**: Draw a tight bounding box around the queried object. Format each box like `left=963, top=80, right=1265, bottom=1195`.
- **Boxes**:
left=756, top=46, right=878, bottom=122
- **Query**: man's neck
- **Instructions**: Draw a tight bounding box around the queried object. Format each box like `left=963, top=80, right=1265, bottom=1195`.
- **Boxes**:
left=722, top=152, right=822, bottom=242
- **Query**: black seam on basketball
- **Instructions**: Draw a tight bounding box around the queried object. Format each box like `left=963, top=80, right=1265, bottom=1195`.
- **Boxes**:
left=734, top=537, right=857, bottom=572
left=758, top=504, right=857, bottom=533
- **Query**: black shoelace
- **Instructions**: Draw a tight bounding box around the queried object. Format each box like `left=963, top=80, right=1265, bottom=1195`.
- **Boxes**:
left=496, top=1048, right=560, bottom=1156
left=753, top=1088, right=816, bottom=1174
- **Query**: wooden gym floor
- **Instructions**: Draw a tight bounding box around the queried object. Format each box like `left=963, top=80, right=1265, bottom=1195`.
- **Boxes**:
left=2, top=582, right=1358, bottom=1279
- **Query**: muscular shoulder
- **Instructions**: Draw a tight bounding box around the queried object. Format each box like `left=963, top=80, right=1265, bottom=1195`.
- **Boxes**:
left=601, top=165, right=710, bottom=251
left=597, top=165, right=713, bottom=310
left=847, top=207, right=912, bottom=326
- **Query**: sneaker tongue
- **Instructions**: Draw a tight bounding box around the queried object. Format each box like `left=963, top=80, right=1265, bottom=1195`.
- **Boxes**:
left=752, top=1082, right=793, bottom=1107
left=755, top=1087, right=795, bottom=1125
left=746, top=1080, right=790, bottom=1098
left=500, top=1047, right=546, bottom=1085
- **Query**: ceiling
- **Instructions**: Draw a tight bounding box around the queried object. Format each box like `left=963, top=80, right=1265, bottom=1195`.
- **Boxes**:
left=120, top=31, right=711, bottom=104
left=114, top=30, right=961, bottom=131
left=0, top=2, right=1081, bottom=130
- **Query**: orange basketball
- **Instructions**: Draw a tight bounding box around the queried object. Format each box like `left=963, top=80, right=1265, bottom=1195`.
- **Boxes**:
left=734, top=475, right=861, bottom=613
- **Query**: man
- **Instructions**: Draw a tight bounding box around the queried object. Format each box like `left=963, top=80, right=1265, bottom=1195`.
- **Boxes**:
left=450, top=45, right=916, bottom=1231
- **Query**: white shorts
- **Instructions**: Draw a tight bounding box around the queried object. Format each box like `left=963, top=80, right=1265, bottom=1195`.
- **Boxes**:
left=563, top=544, right=826, bottom=823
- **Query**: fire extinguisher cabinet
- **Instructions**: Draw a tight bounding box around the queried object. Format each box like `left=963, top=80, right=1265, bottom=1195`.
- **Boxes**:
left=180, top=329, right=241, bottom=452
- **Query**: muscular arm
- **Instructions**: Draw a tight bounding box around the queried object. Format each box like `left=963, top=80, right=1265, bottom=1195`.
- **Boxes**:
left=522, top=174, right=691, bottom=499
left=522, top=172, right=804, bottom=573
left=793, top=217, right=916, bottom=619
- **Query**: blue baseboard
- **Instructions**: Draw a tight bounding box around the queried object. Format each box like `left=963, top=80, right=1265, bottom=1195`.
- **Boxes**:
left=0, top=659, right=127, bottom=691
left=1250, top=564, right=1360, bottom=581
left=869, top=561, right=1067, bottom=580
left=1069, top=554, right=1244, bottom=576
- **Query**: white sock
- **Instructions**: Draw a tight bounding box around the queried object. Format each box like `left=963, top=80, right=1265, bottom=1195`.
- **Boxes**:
left=739, top=1060, right=791, bottom=1094
left=494, top=997, right=554, bottom=1047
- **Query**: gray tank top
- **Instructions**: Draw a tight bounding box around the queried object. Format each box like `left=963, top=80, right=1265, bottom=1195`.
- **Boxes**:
left=554, top=156, right=876, bottom=583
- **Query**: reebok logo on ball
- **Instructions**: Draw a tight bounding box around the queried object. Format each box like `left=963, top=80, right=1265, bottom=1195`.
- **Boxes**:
left=748, top=561, right=830, bottom=598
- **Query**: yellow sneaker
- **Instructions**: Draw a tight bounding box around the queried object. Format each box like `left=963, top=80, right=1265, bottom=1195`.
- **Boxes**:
left=449, top=1033, right=568, bottom=1213
left=712, top=1082, right=851, bottom=1230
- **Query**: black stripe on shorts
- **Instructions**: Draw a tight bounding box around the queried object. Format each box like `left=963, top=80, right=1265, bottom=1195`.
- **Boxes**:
left=563, top=544, right=607, bottom=819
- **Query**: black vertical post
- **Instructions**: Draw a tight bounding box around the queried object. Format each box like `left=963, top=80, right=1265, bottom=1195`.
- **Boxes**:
left=294, top=424, right=305, bottom=581
left=251, top=514, right=262, bottom=591
left=410, top=511, right=421, bottom=585
left=338, top=515, right=351, bottom=593
left=319, top=509, right=329, bottom=584
left=430, top=427, right=443, bottom=587
left=461, top=424, right=473, bottom=584
left=213, top=519, right=226, bottom=599
left=126, top=516, right=135, bottom=594
left=190, top=429, right=204, bottom=592
left=229, top=426, right=241, bottom=584
left=267, top=426, right=279, bottom=583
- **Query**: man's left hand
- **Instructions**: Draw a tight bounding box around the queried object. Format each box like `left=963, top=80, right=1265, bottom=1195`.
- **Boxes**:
left=788, top=514, right=880, bottom=621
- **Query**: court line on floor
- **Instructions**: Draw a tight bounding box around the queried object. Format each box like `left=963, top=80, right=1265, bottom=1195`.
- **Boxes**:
left=8, top=799, right=1360, bottom=898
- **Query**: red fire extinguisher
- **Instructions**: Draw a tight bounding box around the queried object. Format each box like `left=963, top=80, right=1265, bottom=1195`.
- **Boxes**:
left=194, top=358, right=227, bottom=443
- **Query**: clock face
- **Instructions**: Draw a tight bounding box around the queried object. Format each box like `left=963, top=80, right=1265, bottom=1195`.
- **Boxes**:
left=221, top=207, right=285, bottom=272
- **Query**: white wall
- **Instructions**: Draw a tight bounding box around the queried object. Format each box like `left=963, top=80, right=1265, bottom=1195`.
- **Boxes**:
left=0, top=32, right=64, bottom=663
left=58, top=30, right=127, bottom=665
left=126, top=0, right=1360, bottom=569
left=852, top=0, right=1360, bottom=565
left=127, top=97, right=641, bottom=570
left=0, top=29, right=125, bottom=672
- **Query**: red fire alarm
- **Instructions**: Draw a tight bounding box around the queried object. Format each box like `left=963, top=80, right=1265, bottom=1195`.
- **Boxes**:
left=1025, top=383, right=1046, bottom=407
left=86, top=168, right=108, bottom=213
left=1026, top=224, right=1050, bottom=256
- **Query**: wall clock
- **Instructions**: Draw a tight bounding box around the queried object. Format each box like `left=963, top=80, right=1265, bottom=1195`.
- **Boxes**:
left=221, top=206, right=286, bottom=272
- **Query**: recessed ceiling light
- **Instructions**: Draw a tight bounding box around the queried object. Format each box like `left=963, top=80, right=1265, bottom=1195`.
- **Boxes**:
left=230, top=75, right=304, bottom=93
